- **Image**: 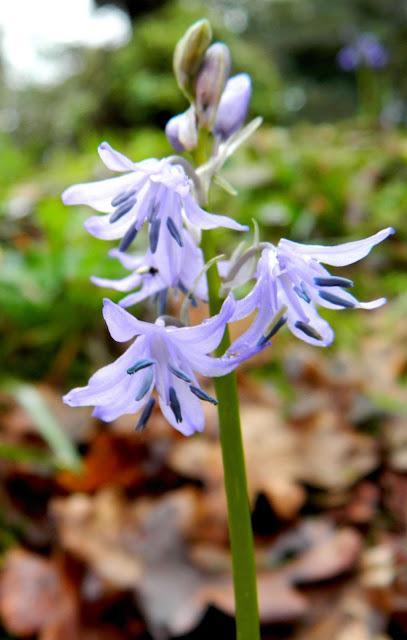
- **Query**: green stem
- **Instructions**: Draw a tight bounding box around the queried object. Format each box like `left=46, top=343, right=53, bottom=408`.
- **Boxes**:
left=202, top=230, right=260, bottom=640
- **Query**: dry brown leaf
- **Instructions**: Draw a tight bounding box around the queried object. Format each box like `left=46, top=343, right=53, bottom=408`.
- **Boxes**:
left=57, top=431, right=147, bottom=492
left=52, top=490, right=143, bottom=588
left=201, top=572, right=308, bottom=624
left=283, top=527, right=362, bottom=584
left=0, top=548, right=78, bottom=639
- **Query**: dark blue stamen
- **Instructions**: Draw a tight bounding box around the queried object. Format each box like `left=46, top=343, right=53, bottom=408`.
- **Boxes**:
left=135, top=369, right=154, bottom=401
left=189, top=385, right=218, bottom=405
left=149, top=201, right=159, bottom=222
left=168, top=365, right=192, bottom=383
left=149, top=218, right=161, bottom=253
left=111, top=188, right=136, bottom=207
left=127, top=359, right=155, bottom=375
left=166, top=217, right=183, bottom=247
left=318, top=290, right=355, bottom=308
left=169, top=386, right=182, bottom=423
left=294, top=284, right=311, bottom=303
left=157, top=289, right=168, bottom=316
left=295, top=321, right=323, bottom=341
left=109, top=197, right=137, bottom=223
left=314, top=277, right=353, bottom=288
left=135, top=397, right=155, bottom=431
left=178, top=281, right=197, bottom=307
left=119, top=222, right=138, bottom=252
left=257, top=317, right=287, bottom=346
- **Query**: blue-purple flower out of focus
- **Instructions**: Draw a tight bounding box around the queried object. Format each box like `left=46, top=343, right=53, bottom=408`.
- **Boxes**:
left=214, top=73, right=252, bottom=140
left=63, top=297, right=256, bottom=435
left=337, top=34, right=389, bottom=71
left=62, top=141, right=247, bottom=253
left=91, top=230, right=208, bottom=309
left=227, top=227, right=394, bottom=351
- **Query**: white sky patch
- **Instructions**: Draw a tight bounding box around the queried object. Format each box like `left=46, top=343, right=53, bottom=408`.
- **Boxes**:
left=0, top=0, right=131, bottom=86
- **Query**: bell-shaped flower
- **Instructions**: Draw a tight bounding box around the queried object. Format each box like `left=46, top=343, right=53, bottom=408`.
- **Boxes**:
left=62, top=142, right=247, bottom=252
left=228, top=227, right=394, bottom=351
left=165, top=107, right=198, bottom=152
left=91, top=230, right=207, bottom=309
left=63, top=297, right=258, bottom=435
left=214, top=73, right=252, bottom=140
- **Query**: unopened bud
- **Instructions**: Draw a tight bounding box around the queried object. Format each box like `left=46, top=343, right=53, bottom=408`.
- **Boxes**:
left=173, top=19, right=212, bottom=100
left=165, top=107, right=198, bottom=152
left=214, top=73, right=252, bottom=139
left=195, top=42, right=231, bottom=129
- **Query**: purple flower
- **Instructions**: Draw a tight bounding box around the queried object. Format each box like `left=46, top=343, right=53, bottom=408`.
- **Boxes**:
left=337, top=45, right=360, bottom=72
left=62, top=142, right=247, bottom=252
left=337, top=34, right=389, bottom=71
left=228, top=227, right=394, bottom=351
left=91, top=230, right=208, bottom=308
left=63, top=297, right=256, bottom=435
left=165, top=107, right=198, bottom=152
left=214, top=73, right=252, bottom=140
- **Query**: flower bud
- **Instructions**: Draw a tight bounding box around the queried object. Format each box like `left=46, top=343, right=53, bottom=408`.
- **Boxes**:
left=173, top=19, right=212, bottom=100
left=214, top=73, right=252, bottom=140
left=165, top=107, right=198, bottom=152
left=195, top=42, right=231, bottom=129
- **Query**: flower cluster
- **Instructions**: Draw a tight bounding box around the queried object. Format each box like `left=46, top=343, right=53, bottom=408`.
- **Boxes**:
left=62, top=20, right=394, bottom=434
left=337, top=33, right=389, bottom=71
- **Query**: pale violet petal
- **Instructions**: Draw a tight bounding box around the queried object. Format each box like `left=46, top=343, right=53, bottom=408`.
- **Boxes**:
left=84, top=212, right=137, bottom=240
left=108, top=248, right=144, bottom=270
left=214, top=73, right=252, bottom=139
left=102, top=298, right=156, bottom=341
left=62, top=173, right=138, bottom=213
left=119, top=278, right=167, bottom=308
left=98, top=142, right=135, bottom=172
left=91, top=272, right=142, bottom=293
left=279, top=227, right=394, bottom=267
left=170, top=295, right=235, bottom=353
left=183, top=195, right=248, bottom=232
left=357, top=297, right=387, bottom=309
left=158, top=376, right=204, bottom=436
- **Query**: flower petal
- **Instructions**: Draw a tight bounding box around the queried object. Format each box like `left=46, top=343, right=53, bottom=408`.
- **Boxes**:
left=119, top=277, right=167, bottom=308
left=183, top=195, right=248, bottom=232
left=171, top=295, right=235, bottom=353
left=158, top=376, right=204, bottom=436
left=91, top=272, right=142, bottom=293
left=62, top=173, right=139, bottom=213
left=102, top=298, right=156, bottom=341
left=98, top=142, right=135, bottom=172
left=279, top=227, right=394, bottom=267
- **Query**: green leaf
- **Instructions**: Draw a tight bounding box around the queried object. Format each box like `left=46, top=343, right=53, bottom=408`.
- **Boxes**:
left=1, top=381, right=81, bottom=471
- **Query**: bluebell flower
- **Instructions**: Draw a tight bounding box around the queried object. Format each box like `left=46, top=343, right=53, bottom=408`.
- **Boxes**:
left=165, top=107, right=198, bottom=152
left=91, top=230, right=207, bottom=308
left=337, top=34, right=389, bottom=71
left=63, top=297, right=259, bottom=435
left=227, top=228, right=394, bottom=351
left=62, top=142, right=247, bottom=252
left=214, top=73, right=252, bottom=140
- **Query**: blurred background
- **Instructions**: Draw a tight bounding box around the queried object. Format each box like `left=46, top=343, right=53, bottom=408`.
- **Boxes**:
left=0, top=1, right=406, bottom=638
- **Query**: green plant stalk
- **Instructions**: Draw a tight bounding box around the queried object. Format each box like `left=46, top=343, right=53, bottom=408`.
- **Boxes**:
left=194, top=129, right=260, bottom=638
left=202, top=231, right=260, bottom=640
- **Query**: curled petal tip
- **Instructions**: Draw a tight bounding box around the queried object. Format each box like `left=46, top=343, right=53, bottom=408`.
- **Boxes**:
left=61, top=187, right=74, bottom=205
